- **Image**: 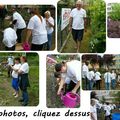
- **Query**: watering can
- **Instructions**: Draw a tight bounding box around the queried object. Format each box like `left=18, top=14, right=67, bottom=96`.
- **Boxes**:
left=61, top=92, right=80, bottom=108
left=23, top=42, right=30, bottom=51
left=112, top=113, right=120, bottom=120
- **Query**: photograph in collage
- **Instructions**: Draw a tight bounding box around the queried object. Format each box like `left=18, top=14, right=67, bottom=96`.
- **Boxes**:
left=46, top=54, right=80, bottom=108
left=0, top=52, right=39, bottom=106
left=82, top=54, right=120, bottom=90
left=57, top=0, right=106, bottom=53
left=0, top=5, right=55, bottom=51
left=90, top=91, right=120, bottom=120
left=107, top=3, right=120, bottom=38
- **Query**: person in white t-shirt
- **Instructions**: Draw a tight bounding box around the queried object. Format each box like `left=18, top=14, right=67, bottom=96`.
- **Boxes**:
left=18, top=56, right=30, bottom=106
left=90, top=99, right=97, bottom=120
left=82, top=62, right=89, bottom=89
left=104, top=70, right=112, bottom=90
left=12, top=8, right=26, bottom=43
left=104, top=102, right=111, bottom=120
left=94, top=70, right=101, bottom=90
left=111, top=70, right=117, bottom=89
left=25, top=7, right=48, bottom=51
left=7, top=55, right=14, bottom=77
left=44, top=10, right=54, bottom=50
left=69, top=0, right=87, bottom=52
left=10, top=57, right=21, bottom=98
left=55, top=60, right=80, bottom=95
left=3, top=24, right=17, bottom=50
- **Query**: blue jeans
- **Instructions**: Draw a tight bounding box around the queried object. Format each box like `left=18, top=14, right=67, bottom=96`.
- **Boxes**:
left=111, top=79, right=116, bottom=89
left=22, top=89, right=29, bottom=104
left=88, top=80, right=94, bottom=90
left=47, top=33, right=52, bottom=50
left=105, top=83, right=110, bottom=90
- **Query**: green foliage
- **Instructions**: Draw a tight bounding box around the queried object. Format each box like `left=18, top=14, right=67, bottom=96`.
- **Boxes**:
left=113, top=91, right=120, bottom=104
left=109, top=4, right=120, bottom=21
left=87, top=0, right=106, bottom=52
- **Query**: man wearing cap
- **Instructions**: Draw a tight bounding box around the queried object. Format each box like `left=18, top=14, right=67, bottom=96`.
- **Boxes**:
left=55, top=60, right=80, bottom=95
left=69, top=0, right=87, bottom=52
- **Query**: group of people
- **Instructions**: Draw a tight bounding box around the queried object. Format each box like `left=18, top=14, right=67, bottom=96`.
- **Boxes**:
left=90, top=92, right=117, bottom=120
left=82, top=62, right=119, bottom=90
left=54, top=59, right=80, bottom=96
left=7, top=55, right=30, bottom=106
left=2, top=6, right=54, bottom=51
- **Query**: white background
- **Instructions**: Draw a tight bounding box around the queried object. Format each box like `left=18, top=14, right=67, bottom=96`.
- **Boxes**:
left=0, top=0, right=120, bottom=120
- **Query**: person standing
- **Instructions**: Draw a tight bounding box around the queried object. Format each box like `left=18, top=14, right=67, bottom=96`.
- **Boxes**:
left=12, top=7, right=26, bottom=43
left=18, top=56, right=30, bottom=106
left=69, top=0, right=87, bottom=52
left=44, top=10, right=54, bottom=50
left=104, top=70, right=112, bottom=90
left=94, top=70, right=101, bottom=90
left=111, top=70, right=117, bottom=89
left=25, top=7, right=48, bottom=51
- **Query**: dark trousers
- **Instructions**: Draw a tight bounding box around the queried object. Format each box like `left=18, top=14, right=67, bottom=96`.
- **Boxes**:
left=5, top=45, right=15, bottom=51
left=22, top=88, right=29, bottom=104
left=16, top=28, right=24, bottom=43
left=31, top=43, right=44, bottom=51
left=105, top=115, right=111, bottom=120
left=96, top=80, right=101, bottom=90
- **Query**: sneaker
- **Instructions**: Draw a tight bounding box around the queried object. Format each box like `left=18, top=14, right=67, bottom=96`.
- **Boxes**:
left=22, top=102, right=28, bottom=106
left=14, top=94, right=18, bottom=98
left=13, top=92, right=16, bottom=96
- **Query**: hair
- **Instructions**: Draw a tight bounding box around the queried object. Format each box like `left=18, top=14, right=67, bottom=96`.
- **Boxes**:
left=55, top=63, right=62, bottom=72
left=30, top=7, right=42, bottom=22
left=44, top=10, right=51, bottom=17
left=15, top=57, right=20, bottom=63
left=54, top=72, right=61, bottom=78
left=76, top=0, right=83, bottom=5
left=21, top=56, right=27, bottom=62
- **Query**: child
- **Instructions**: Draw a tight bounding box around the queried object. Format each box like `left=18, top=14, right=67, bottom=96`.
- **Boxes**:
left=10, top=57, right=21, bottom=98
left=3, top=24, right=17, bottom=50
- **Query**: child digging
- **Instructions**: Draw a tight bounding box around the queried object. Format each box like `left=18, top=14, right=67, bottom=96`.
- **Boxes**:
left=10, top=57, right=21, bottom=98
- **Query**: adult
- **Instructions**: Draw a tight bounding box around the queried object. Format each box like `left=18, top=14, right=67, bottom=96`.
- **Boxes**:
left=55, top=60, right=80, bottom=95
left=44, top=10, right=54, bottom=50
left=18, top=56, right=30, bottom=106
left=12, top=7, right=26, bottom=43
left=3, top=24, right=17, bottom=50
left=94, top=69, right=101, bottom=90
left=87, top=68, right=95, bottom=90
left=104, top=102, right=111, bottom=120
left=104, top=70, right=112, bottom=90
left=69, top=0, right=87, bottom=52
left=111, top=70, right=117, bottom=89
left=82, top=62, right=89, bottom=90
left=25, top=7, right=48, bottom=51
left=7, top=55, right=14, bottom=77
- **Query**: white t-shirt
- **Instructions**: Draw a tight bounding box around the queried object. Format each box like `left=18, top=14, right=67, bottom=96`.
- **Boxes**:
left=95, top=72, right=101, bottom=81
left=104, top=72, right=112, bottom=83
left=70, top=8, right=86, bottom=30
left=19, top=62, right=29, bottom=74
left=45, top=17, right=54, bottom=34
left=87, top=71, right=95, bottom=81
left=13, top=11, right=26, bottom=29
left=12, top=63, right=21, bottom=78
left=27, top=15, right=48, bottom=44
left=66, top=60, right=81, bottom=84
left=82, top=63, right=89, bottom=79
left=111, top=73, right=116, bottom=80
left=3, top=27, right=17, bottom=47
left=8, top=57, right=14, bottom=65
left=90, top=105, right=97, bottom=120
left=105, top=105, right=111, bottom=116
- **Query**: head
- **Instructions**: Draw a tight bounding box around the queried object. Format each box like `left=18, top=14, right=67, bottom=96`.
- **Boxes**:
left=76, top=0, right=83, bottom=10
left=14, top=57, right=20, bottom=64
left=44, top=11, right=51, bottom=19
left=55, top=62, right=67, bottom=73
left=20, top=56, right=27, bottom=63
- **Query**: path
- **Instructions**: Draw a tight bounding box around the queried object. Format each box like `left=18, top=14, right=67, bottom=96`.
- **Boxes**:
left=62, top=29, right=91, bottom=53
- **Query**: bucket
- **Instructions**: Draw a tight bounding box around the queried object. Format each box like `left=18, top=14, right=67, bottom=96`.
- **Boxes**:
left=61, top=92, right=80, bottom=108
left=112, top=113, right=120, bottom=120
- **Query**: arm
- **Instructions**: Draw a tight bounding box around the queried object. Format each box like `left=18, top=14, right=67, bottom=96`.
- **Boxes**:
left=25, top=29, right=32, bottom=43
left=72, top=81, right=80, bottom=94
left=69, top=17, right=73, bottom=31
left=10, top=65, right=18, bottom=72
left=46, top=19, right=54, bottom=27
left=91, top=113, right=96, bottom=120
left=57, top=78, right=65, bottom=95
left=84, top=17, right=87, bottom=31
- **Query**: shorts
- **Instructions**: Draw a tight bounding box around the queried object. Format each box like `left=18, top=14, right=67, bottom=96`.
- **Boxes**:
left=72, top=29, right=84, bottom=42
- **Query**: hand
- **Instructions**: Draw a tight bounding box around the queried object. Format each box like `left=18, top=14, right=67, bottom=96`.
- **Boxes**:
left=84, top=29, right=87, bottom=32
left=71, top=89, right=77, bottom=94
left=69, top=26, right=72, bottom=32
left=57, top=90, right=61, bottom=96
